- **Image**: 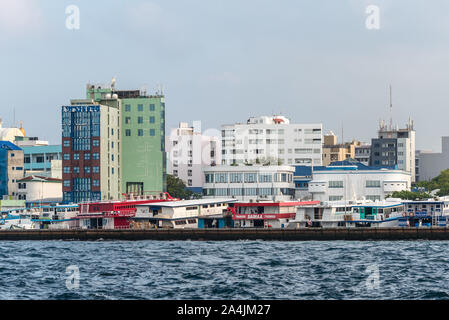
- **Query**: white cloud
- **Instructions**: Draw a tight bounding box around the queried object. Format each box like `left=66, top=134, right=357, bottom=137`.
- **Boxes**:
left=0, top=0, right=43, bottom=35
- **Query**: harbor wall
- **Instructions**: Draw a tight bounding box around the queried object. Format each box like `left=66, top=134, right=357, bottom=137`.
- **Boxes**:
left=2, top=228, right=449, bottom=240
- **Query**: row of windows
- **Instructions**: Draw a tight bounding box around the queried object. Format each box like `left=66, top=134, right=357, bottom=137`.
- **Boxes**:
left=203, top=188, right=293, bottom=197
left=125, top=129, right=157, bottom=137
left=63, top=139, right=100, bottom=148
left=125, top=116, right=156, bottom=124
left=205, top=172, right=293, bottom=183
left=63, top=191, right=101, bottom=203
left=64, top=153, right=100, bottom=160
left=64, top=179, right=100, bottom=187
left=222, top=128, right=321, bottom=136
left=64, top=166, right=100, bottom=173
left=124, top=104, right=157, bottom=112
left=328, top=180, right=383, bottom=188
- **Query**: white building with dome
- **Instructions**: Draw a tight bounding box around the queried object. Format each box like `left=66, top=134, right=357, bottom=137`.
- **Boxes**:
left=0, top=118, right=25, bottom=143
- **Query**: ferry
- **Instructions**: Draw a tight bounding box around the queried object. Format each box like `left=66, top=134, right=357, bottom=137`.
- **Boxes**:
left=135, top=198, right=237, bottom=229
left=400, top=197, right=449, bottom=227
left=75, top=192, right=178, bottom=229
left=1, top=204, right=79, bottom=229
left=288, top=199, right=405, bottom=228
left=227, top=201, right=320, bottom=228
left=0, top=214, right=36, bottom=230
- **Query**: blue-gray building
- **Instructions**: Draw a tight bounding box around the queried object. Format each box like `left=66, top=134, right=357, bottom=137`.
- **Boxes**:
left=0, top=141, right=24, bottom=198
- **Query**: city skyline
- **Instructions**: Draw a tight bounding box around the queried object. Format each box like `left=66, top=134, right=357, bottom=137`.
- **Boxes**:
left=1, top=0, right=449, bottom=151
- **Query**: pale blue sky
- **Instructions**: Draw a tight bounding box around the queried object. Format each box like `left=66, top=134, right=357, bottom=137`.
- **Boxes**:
left=1, top=0, right=449, bottom=151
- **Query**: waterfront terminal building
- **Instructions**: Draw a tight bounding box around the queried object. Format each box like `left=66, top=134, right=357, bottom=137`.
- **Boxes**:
left=202, top=165, right=295, bottom=202
left=308, top=160, right=411, bottom=202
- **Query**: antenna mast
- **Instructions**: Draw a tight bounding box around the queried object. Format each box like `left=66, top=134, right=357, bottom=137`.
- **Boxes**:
left=389, top=85, right=393, bottom=131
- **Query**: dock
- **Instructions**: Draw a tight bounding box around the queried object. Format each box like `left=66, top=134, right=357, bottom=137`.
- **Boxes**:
left=2, top=228, right=449, bottom=240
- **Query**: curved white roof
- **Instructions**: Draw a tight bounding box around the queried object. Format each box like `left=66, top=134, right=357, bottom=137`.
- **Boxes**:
left=0, top=127, right=24, bottom=142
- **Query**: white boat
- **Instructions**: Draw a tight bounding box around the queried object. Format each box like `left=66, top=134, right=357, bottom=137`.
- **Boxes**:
left=288, top=199, right=405, bottom=228
left=1, top=204, right=79, bottom=230
left=0, top=215, right=37, bottom=230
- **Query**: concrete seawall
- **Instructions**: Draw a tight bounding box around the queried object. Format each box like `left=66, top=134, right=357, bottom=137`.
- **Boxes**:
left=2, top=228, right=449, bottom=240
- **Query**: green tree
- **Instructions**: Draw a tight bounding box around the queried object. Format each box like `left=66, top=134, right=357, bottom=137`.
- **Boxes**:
left=416, top=169, right=449, bottom=196
left=390, top=190, right=432, bottom=200
left=166, top=174, right=200, bottom=199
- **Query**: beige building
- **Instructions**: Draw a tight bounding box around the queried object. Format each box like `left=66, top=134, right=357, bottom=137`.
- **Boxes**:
left=322, top=132, right=360, bottom=166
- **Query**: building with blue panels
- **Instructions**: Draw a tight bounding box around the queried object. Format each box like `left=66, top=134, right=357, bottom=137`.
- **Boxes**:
left=293, top=165, right=313, bottom=199
left=22, top=145, right=62, bottom=175
left=0, top=141, right=24, bottom=198
left=62, top=100, right=121, bottom=203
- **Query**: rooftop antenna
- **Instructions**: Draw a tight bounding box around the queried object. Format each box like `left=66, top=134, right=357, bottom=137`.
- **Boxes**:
left=341, top=121, right=344, bottom=144
left=389, top=85, right=393, bottom=132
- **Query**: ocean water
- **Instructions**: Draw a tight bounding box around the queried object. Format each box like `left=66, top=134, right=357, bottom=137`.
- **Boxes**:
left=0, top=240, right=448, bottom=300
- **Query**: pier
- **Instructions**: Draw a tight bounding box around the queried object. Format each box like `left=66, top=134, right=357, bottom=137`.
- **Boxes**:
left=2, top=228, right=449, bottom=241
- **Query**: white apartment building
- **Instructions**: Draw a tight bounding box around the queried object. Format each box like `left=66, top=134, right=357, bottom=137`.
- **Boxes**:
left=166, top=122, right=221, bottom=192
left=309, top=161, right=411, bottom=202
left=221, top=115, right=322, bottom=166
left=202, top=165, right=296, bottom=202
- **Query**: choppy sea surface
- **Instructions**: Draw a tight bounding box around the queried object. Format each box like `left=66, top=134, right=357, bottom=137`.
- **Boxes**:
left=0, top=240, right=449, bottom=300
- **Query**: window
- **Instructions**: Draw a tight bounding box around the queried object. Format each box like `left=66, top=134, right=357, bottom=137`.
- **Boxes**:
left=125, top=104, right=131, bottom=112
left=125, top=117, right=131, bottom=124
left=64, top=167, right=71, bottom=173
left=149, top=129, right=155, bottom=136
left=329, top=196, right=343, bottom=201
left=138, top=116, right=143, bottom=124
left=63, top=154, right=70, bottom=160
left=215, top=173, right=228, bottom=183
left=244, top=173, right=257, bottom=183
left=92, top=140, right=100, bottom=147
left=92, top=153, right=99, bottom=160
left=64, top=180, right=70, bottom=187
left=138, top=129, right=143, bottom=136
left=73, top=167, right=80, bottom=173
left=93, top=166, right=99, bottom=173
left=63, top=140, right=70, bottom=147
left=84, top=167, right=91, bottom=174
left=149, top=116, right=155, bottom=123
left=230, top=173, right=242, bottom=183
left=205, top=173, right=214, bottom=183
left=92, top=180, right=100, bottom=187
left=366, top=195, right=381, bottom=201
left=188, top=170, right=192, bottom=176
left=149, top=104, right=155, bottom=111
left=73, top=154, right=79, bottom=160
left=138, top=104, right=143, bottom=111
left=84, top=153, right=91, bottom=160
left=329, top=181, right=344, bottom=188
left=125, top=129, right=131, bottom=136
left=366, top=180, right=381, bottom=188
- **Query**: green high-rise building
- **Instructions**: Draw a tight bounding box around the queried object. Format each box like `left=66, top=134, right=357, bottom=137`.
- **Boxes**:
left=120, top=94, right=166, bottom=194
left=85, top=83, right=166, bottom=198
